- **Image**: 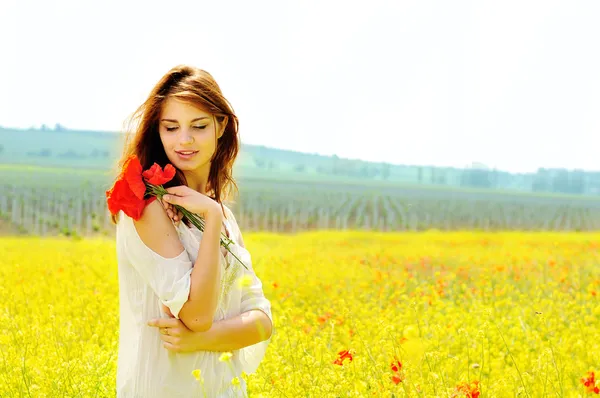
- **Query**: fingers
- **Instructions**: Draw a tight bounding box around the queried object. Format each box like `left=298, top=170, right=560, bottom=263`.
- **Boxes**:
left=162, top=201, right=182, bottom=226
left=163, top=186, right=189, bottom=205
left=147, top=318, right=180, bottom=328
left=161, top=341, right=182, bottom=352
left=162, top=194, right=180, bottom=205
left=166, top=207, right=177, bottom=220
left=165, top=185, right=190, bottom=196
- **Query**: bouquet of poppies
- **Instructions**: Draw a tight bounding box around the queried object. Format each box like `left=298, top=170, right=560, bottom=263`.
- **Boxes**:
left=105, top=155, right=247, bottom=269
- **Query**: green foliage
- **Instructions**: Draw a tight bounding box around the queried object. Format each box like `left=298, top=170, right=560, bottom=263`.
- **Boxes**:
left=1, top=126, right=599, bottom=196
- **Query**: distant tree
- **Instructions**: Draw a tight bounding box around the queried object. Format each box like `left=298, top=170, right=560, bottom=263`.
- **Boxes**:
left=59, top=150, right=85, bottom=158
left=461, top=164, right=492, bottom=188
left=417, top=167, right=423, bottom=183
left=54, top=123, right=65, bottom=131
left=569, top=170, right=585, bottom=194
left=254, top=158, right=266, bottom=168
left=532, top=168, right=551, bottom=192
left=551, top=169, right=570, bottom=193
left=294, top=164, right=306, bottom=172
left=490, top=168, right=499, bottom=188
left=0, top=144, right=3, bottom=155
left=331, top=155, right=342, bottom=175
left=358, top=164, right=369, bottom=177
left=432, top=168, right=447, bottom=184
left=381, top=162, right=391, bottom=180
left=437, top=170, right=447, bottom=184
left=588, top=172, right=600, bottom=195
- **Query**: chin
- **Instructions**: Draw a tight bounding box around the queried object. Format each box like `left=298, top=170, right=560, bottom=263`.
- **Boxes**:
left=170, top=157, right=209, bottom=172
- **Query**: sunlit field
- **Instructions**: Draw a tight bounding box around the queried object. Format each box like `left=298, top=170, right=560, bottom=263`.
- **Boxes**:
left=1, top=231, right=599, bottom=397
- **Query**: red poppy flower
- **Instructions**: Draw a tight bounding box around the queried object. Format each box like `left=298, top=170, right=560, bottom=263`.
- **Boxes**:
left=391, top=374, right=403, bottom=385
left=333, top=349, right=353, bottom=366
left=106, top=178, right=146, bottom=220
left=582, top=371, right=600, bottom=394
left=122, top=155, right=146, bottom=199
left=452, top=380, right=481, bottom=398
left=142, top=163, right=176, bottom=185
left=391, top=359, right=402, bottom=373
left=106, top=155, right=150, bottom=220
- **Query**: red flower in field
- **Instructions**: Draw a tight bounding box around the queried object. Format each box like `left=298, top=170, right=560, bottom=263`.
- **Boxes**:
left=142, top=163, right=176, bottom=185
left=391, top=373, right=403, bottom=385
left=318, top=312, right=333, bottom=325
left=333, top=349, right=353, bottom=366
left=452, top=380, right=481, bottom=398
left=390, top=357, right=404, bottom=385
left=581, top=371, right=600, bottom=394
left=106, top=155, right=154, bottom=220
left=391, top=358, right=402, bottom=373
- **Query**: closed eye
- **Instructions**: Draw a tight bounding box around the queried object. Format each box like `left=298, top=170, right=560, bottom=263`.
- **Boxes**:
left=164, top=126, right=206, bottom=132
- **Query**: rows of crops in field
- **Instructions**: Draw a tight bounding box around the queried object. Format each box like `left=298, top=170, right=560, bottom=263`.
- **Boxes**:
left=2, top=175, right=600, bottom=236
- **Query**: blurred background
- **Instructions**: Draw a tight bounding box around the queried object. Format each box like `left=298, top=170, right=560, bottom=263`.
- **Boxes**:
left=1, top=0, right=600, bottom=237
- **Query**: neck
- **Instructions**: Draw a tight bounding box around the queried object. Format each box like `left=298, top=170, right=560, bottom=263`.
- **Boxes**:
left=184, top=173, right=208, bottom=195
left=183, top=166, right=210, bottom=195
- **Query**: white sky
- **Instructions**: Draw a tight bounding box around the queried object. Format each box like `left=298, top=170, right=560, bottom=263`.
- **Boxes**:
left=1, top=0, right=599, bottom=173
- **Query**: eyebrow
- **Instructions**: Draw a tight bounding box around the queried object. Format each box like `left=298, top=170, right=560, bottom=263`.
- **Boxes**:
left=160, top=117, right=209, bottom=123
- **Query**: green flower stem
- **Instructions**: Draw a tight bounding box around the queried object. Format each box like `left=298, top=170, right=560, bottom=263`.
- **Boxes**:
left=146, top=184, right=248, bottom=270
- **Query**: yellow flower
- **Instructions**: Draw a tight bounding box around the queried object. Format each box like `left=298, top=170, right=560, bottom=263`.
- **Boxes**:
left=403, top=325, right=419, bottom=339
left=231, top=376, right=241, bottom=386
left=219, top=352, right=233, bottom=362
left=191, top=369, right=202, bottom=381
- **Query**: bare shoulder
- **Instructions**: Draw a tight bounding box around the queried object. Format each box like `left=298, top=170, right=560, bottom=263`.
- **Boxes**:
left=133, top=199, right=184, bottom=257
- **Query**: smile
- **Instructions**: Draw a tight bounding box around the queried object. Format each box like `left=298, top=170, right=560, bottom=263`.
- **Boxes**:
left=175, top=150, right=198, bottom=159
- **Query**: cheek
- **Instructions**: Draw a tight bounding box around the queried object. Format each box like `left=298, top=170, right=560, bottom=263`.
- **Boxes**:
left=159, top=135, right=177, bottom=160
left=158, top=132, right=170, bottom=148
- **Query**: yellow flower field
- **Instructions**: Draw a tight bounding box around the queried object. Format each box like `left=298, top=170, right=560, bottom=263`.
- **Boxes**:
left=1, top=231, right=599, bottom=397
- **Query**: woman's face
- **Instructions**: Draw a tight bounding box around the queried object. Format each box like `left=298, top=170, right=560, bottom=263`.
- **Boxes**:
left=158, top=97, right=224, bottom=174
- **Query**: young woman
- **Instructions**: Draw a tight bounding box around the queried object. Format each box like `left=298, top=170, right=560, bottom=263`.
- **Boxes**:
left=110, top=65, right=273, bottom=397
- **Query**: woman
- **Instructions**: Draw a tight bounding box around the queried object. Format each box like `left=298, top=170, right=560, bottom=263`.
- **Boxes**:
left=110, top=65, right=273, bottom=397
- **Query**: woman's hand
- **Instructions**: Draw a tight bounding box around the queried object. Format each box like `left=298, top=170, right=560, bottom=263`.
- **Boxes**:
left=147, top=316, right=213, bottom=353
left=161, top=201, right=183, bottom=226
left=162, top=185, right=221, bottom=218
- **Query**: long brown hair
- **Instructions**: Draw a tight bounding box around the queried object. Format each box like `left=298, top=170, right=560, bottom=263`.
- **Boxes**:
left=110, top=65, right=240, bottom=224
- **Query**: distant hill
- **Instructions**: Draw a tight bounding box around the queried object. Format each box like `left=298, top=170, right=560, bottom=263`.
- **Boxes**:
left=1, top=125, right=599, bottom=196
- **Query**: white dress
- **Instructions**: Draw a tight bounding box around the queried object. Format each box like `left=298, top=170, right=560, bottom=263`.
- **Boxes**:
left=115, top=205, right=273, bottom=397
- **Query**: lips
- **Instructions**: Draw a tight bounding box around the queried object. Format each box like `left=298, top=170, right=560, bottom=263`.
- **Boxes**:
left=175, top=150, right=198, bottom=159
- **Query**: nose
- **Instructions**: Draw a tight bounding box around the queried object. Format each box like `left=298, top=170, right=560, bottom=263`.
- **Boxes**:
left=179, top=128, right=195, bottom=145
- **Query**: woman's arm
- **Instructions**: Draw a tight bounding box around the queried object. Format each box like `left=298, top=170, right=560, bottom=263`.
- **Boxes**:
left=196, top=309, right=272, bottom=351
left=148, top=309, right=271, bottom=352
left=134, top=200, right=223, bottom=332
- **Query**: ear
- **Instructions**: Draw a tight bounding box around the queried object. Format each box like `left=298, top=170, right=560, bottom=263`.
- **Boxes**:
left=217, top=115, right=228, bottom=139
